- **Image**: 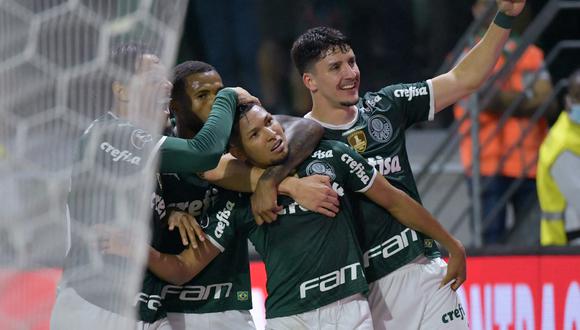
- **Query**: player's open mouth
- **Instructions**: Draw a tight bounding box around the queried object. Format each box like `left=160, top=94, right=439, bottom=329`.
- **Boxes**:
left=339, top=80, right=358, bottom=91
left=271, top=139, right=284, bottom=152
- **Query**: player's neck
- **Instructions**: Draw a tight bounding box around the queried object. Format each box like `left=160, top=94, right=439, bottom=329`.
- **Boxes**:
left=310, top=101, right=357, bottom=126
left=112, top=101, right=129, bottom=120
left=175, top=125, right=194, bottom=139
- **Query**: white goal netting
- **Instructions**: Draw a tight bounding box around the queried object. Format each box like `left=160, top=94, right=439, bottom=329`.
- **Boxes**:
left=0, top=0, right=188, bottom=328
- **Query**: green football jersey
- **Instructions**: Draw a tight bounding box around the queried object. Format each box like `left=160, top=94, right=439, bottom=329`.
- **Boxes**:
left=305, top=81, right=441, bottom=283
left=205, top=140, right=376, bottom=319
left=157, top=172, right=252, bottom=314
left=65, top=112, right=166, bottom=314
left=137, top=177, right=172, bottom=323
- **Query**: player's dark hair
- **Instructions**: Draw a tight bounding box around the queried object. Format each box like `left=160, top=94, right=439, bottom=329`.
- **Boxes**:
left=170, top=61, right=218, bottom=137
left=291, top=26, right=352, bottom=75
left=109, top=42, right=151, bottom=83
left=229, top=102, right=259, bottom=149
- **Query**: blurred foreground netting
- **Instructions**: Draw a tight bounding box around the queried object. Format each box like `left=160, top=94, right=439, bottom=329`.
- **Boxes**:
left=0, top=0, right=188, bottom=328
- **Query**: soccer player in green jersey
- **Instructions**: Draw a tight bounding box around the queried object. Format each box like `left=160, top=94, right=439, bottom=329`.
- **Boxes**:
left=143, top=101, right=465, bottom=329
left=50, top=44, right=259, bottom=330
left=288, top=1, right=525, bottom=328
left=134, top=60, right=340, bottom=329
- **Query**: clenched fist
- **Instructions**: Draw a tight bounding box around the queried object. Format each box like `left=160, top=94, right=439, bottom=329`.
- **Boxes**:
left=496, top=0, right=525, bottom=16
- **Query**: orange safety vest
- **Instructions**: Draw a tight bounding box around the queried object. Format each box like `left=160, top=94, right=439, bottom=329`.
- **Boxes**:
left=454, top=39, right=548, bottom=178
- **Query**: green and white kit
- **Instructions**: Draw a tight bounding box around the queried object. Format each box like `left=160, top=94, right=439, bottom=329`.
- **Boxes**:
left=205, top=140, right=377, bottom=320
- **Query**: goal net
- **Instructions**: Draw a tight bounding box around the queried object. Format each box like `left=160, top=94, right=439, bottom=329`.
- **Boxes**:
left=0, top=0, right=188, bottom=328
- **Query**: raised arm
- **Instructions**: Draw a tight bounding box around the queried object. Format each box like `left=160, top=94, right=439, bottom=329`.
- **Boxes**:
left=431, top=0, right=525, bottom=112
left=363, top=175, right=467, bottom=290
left=158, top=88, right=238, bottom=173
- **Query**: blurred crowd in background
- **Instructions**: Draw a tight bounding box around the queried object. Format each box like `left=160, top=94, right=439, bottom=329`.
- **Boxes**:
left=175, top=0, right=579, bottom=126
left=171, top=0, right=580, bottom=247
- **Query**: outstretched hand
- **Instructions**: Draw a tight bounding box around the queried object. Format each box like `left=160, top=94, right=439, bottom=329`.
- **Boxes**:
left=496, top=0, right=525, bottom=16
left=440, top=241, right=467, bottom=291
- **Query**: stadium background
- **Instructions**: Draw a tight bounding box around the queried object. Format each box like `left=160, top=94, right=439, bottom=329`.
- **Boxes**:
left=1, top=0, right=579, bottom=329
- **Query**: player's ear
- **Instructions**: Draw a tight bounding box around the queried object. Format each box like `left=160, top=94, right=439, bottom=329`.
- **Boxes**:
left=303, top=73, right=317, bottom=93
left=112, top=81, right=129, bottom=102
left=169, top=98, right=180, bottom=115
left=229, top=144, right=247, bottom=163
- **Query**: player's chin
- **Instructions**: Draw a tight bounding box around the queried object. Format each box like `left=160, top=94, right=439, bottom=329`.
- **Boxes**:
left=339, top=98, right=359, bottom=107
left=269, top=151, right=289, bottom=166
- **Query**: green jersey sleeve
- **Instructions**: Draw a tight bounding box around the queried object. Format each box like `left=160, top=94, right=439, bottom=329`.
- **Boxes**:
left=204, top=190, right=252, bottom=252
left=332, top=141, right=377, bottom=193
left=371, top=80, right=434, bottom=128
left=158, top=88, right=237, bottom=173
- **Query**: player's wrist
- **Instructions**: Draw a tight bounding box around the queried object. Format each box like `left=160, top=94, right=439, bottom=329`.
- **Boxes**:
left=278, top=176, right=297, bottom=197
left=493, top=11, right=515, bottom=29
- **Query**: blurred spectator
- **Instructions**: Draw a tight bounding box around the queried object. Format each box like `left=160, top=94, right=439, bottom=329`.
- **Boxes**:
left=538, top=68, right=580, bottom=246
left=192, top=0, right=261, bottom=96
left=345, top=0, right=415, bottom=92
left=257, top=0, right=348, bottom=115
left=454, top=0, right=555, bottom=245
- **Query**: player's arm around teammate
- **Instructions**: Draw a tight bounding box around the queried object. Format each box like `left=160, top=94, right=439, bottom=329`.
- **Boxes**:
left=200, top=115, right=340, bottom=222
left=362, top=175, right=467, bottom=290
left=431, top=0, right=526, bottom=111
left=139, top=117, right=339, bottom=285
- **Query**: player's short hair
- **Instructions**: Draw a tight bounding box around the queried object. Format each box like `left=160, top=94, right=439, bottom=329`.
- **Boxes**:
left=229, top=102, right=259, bottom=149
left=109, top=42, right=151, bottom=83
left=291, top=26, right=351, bottom=75
left=171, top=61, right=216, bottom=112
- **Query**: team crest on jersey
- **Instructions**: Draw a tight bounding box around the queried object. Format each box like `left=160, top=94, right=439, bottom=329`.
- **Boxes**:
left=368, top=114, right=393, bottom=143
left=306, top=160, right=336, bottom=180
left=131, top=129, right=153, bottom=149
left=347, top=130, right=367, bottom=152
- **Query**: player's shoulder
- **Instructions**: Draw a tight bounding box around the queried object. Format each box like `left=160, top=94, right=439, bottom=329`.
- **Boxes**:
left=83, top=112, right=133, bottom=136
left=308, top=140, right=360, bottom=166
left=360, top=81, right=429, bottom=108
left=378, top=82, right=429, bottom=99
left=315, top=139, right=352, bottom=154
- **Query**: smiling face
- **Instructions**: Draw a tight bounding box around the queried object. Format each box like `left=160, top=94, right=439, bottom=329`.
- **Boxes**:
left=232, top=104, right=288, bottom=168
left=304, top=46, right=361, bottom=109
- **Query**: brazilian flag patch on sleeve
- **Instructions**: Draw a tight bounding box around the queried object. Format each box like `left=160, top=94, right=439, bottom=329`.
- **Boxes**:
left=237, top=291, right=249, bottom=301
